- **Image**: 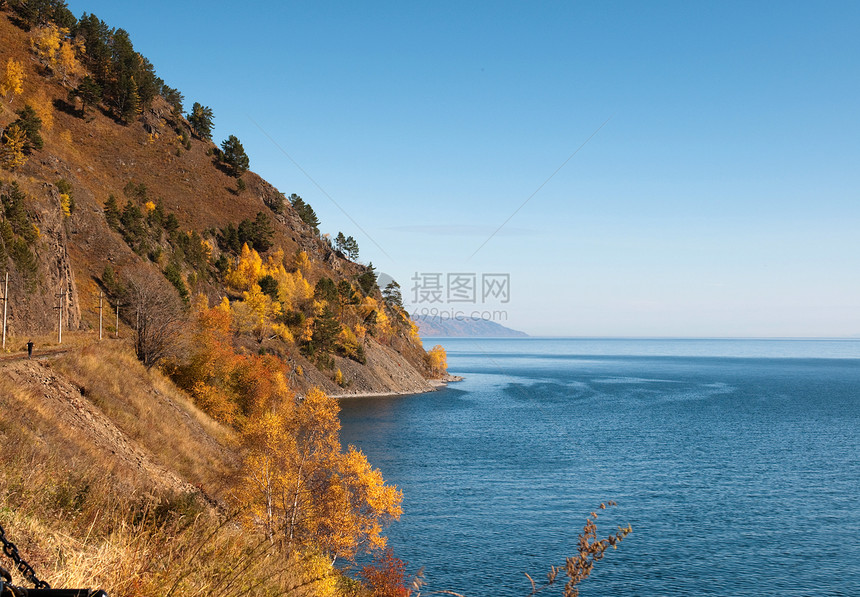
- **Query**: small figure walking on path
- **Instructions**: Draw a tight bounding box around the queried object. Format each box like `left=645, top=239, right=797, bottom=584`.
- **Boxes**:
left=27, top=339, right=33, bottom=359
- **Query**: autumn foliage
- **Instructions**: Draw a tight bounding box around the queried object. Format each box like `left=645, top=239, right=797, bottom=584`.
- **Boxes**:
left=169, top=297, right=403, bottom=564
left=361, top=548, right=411, bottom=597
left=427, top=345, right=447, bottom=377
left=1, top=58, right=25, bottom=100
left=235, top=388, right=402, bottom=560
left=0, top=3, right=437, bottom=593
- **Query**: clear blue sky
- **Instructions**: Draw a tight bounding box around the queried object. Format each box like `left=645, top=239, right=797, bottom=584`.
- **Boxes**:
left=66, top=1, right=860, bottom=337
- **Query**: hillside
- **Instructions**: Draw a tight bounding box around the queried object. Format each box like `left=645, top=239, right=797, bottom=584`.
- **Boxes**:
left=0, top=5, right=444, bottom=595
left=414, top=315, right=528, bottom=337
left=0, top=5, right=438, bottom=396
left=0, top=341, right=335, bottom=594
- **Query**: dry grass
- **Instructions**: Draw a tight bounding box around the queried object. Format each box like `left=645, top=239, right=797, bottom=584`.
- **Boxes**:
left=50, top=342, right=237, bottom=496
left=0, top=341, right=341, bottom=596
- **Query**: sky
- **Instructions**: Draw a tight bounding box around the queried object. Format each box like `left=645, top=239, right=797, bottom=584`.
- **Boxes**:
left=65, top=1, right=860, bottom=337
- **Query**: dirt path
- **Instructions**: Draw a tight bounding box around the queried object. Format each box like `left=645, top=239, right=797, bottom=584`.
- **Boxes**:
left=0, top=348, right=70, bottom=362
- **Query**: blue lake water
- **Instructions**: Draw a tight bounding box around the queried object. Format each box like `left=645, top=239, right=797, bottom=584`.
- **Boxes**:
left=338, top=338, right=860, bottom=596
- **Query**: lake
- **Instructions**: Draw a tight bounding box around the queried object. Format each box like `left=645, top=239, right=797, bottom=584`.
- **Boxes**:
left=338, top=338, right=860, bottom=596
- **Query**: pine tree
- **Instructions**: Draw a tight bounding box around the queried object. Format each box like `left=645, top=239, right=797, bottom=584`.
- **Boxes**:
left=103, top=194, right=121, bottom=229
left=310, top=305, right=341, bottom=356
left=75, top=13, right=111, bottom=84
left=251, top=211, right=273, bottom=251
left=160, top=83, right=183, bottom=114
left=188, top=102, right=214, bottom=140
left=68, top=75, right=102, bottom=117
left=221, top=135, right=249, bottom=176
left=10, top=0, right=75, bottom=28
left=10, top=105, right=43, bottom=154
left=357, top=262, right=378, bottom=295
left=382, top=281, right=403, bottom=308
left=337, top=280, right=360, bottom=318
left=119, top=75, right=141, bottom=123
left=344, top=235, right=359, bottom=260
left=314, top=277, right=338, bottom=302
left=335, top=231, right=346, bottom=253
left=289, top=194, right=320, bottom=234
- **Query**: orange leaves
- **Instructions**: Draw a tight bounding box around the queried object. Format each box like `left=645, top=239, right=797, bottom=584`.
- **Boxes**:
left=361, top=548, right=411, bottom=597
left=190, top=379, right=239, bottom=425
left=170, top=295, right=403, bottom=563
left=170, top=295, right=289, bottom=423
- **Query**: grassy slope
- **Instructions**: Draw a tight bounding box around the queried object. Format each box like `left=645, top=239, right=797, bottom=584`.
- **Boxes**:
left=0, top=341, right=337, bottom=596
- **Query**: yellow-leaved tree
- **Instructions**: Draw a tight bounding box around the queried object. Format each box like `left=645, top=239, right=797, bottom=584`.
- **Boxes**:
left=1, top=58, right=25, bottom=101
left=59, top=193, right=72, bottom=217
left=31, top=23, right=63, bottom=67
left=236, top=387, right=402, bottom=561
left=241, top=283, right=282, bottom=341
left=28, top=88, right=54, bottom=131
left=56, top=37, right=84, bottom=84
left=428, top=344, right=447, bottom=377
left=294, top=250, right=311, bottom=275
left=225, top=243, right=263, bottom=291
left=30, top=24, right=83, bottom=84
left=274, top=268, right=314, bottom=311
left=375, top=306, right=393, bottom=340
left=1, top=125, right=28, bottom=170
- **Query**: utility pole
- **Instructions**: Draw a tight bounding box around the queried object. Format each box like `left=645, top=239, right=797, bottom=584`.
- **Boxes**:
left=115, top=303, right=119, bottom=338
left=98, top=291, right=104, bottom=340
left=55, top=278, right=67, bottom=344
left=1, top=272, right=8, bottom=351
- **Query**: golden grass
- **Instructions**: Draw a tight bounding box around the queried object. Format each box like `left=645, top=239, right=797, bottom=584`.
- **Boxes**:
left=0, top=341, right=342, bottom=596
left=50, top=342, right=236, bottom=496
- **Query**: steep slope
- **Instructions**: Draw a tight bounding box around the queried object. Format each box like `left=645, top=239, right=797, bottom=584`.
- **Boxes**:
left=0, top=7, right=437, bottom=393
left=0, top=342, right=328, bottom=595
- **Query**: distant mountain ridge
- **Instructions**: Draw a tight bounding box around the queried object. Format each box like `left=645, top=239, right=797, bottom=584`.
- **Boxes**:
left=414, top=316, right=528, bottom=337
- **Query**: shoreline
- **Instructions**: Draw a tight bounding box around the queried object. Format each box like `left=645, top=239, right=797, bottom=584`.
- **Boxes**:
left=332, top=374, right=463, bottom=400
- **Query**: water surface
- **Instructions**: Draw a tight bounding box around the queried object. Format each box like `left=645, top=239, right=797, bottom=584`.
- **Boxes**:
left=339, top=338, right=860, bottom=596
